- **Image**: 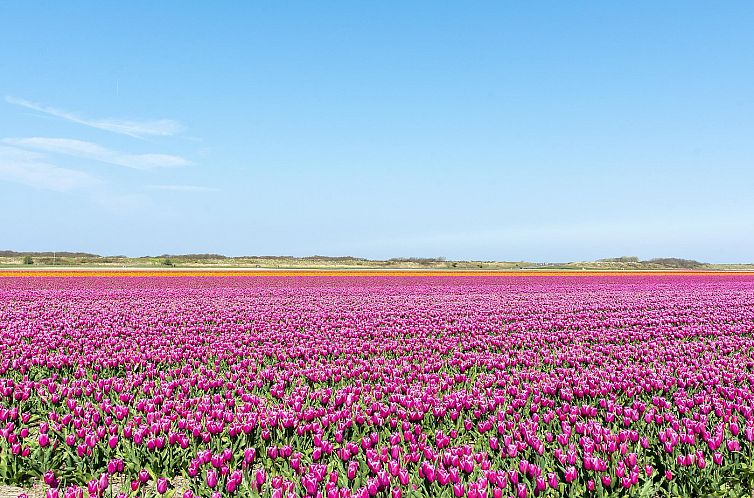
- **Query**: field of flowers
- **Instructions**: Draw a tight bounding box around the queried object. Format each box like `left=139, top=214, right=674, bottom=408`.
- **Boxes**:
left=2, top=274, right=754, bottom=498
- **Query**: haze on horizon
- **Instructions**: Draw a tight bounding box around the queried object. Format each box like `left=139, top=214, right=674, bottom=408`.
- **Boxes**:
left=1, top=2, right=753, bottom=263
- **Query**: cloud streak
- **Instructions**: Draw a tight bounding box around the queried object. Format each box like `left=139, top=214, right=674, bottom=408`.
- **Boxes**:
left=146, top=184, right=218, bottom=192
left=3, top=137, right=191, bottom=170
left=0, top=146, right=101, bottom=192
left=5, top=96, right=185, bottom=138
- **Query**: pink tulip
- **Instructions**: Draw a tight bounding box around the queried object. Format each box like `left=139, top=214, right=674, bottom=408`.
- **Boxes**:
left=547, top=472, right=558, bottom=489
left=206, top=470, right=218, bottom=489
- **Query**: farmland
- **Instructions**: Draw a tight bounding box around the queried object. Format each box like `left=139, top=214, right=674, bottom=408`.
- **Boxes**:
left=2, top=274, right=754, bottom=497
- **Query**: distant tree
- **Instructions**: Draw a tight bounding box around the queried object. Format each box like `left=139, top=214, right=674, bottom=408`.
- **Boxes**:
left=22, top=255, right=33, bottom=265
left=645, top=258, right=703, bottom=269
left=598, top=256, right=639, bottom=263
left=388, top=257, right=447, bottom=265
left=161, top=258, right=175, bottom=267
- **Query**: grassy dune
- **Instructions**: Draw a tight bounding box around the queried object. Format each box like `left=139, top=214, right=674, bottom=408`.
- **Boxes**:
left=1, top=252, right=752, bottom=271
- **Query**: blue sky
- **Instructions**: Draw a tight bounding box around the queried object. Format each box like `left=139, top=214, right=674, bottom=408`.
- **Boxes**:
left=1, top=2, right=753, bottom=262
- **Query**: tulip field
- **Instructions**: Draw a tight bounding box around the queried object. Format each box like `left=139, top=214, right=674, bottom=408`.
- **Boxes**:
left=3, top=273, right=754, bottom=498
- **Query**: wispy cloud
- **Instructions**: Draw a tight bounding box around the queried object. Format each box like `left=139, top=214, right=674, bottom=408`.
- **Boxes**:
left=91, top=191, right=154, bottom=213
left=146, top=184, right=219, bottom=192
left=0, top=145, right=100, bottom=192
left=3, top=137, right=191, bottom=170
left=5, top=96, right=185, bottom=138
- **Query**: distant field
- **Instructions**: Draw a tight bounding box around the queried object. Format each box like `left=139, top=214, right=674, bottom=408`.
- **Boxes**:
left=1, top=268, right=753, bottom=277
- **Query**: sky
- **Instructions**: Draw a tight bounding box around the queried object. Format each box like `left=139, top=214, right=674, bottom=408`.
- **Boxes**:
left=1, top=2, right=753, bottom=262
